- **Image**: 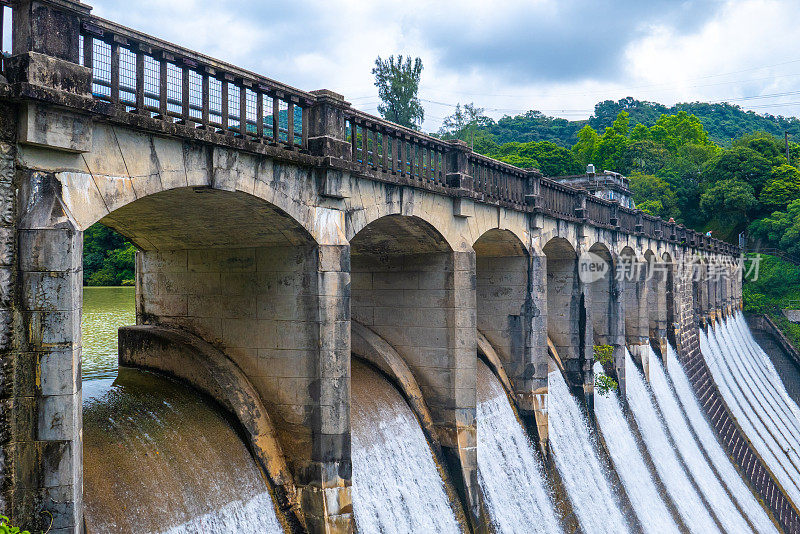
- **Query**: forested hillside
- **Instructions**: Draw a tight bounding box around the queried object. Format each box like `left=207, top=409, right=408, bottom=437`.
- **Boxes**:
left=474, top=97, right=800, bottom=148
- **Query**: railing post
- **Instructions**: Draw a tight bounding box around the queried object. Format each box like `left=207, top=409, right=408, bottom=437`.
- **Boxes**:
left=307, top=89, right=351, bottom=199
left=307, top=89, right=351, bottom=160
left=574, top=190, right=588, bottom=220
left=445, top=139, right=474, bottom=217
left=445, top=139, right=472, bottom=189
left=6, top=0, right=91, bottom=95
left=634, top=209, right=644, bottom=234
left=610, top=201, right=620, bottom=230
left=524, top=168, right=542, bottom=209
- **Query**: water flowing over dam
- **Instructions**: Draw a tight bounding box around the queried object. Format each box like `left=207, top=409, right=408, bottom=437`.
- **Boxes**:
left=476, top=360, right=561, bottom=534
left=77, top=286, right=797, bottom=534
left=350, top=359, right=462, bottom=534
left=704, top=312, right=800, bottom=509
left=548, top=366, right=630, bottom=533
left=83, top=369, right=284, bottom=533
left=594, top=361, right=682, bottom=534
left=81, top=289, right=284, bottom=533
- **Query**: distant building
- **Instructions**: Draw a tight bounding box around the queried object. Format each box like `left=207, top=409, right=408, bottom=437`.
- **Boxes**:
left=553, top=164, right=636, bottom=209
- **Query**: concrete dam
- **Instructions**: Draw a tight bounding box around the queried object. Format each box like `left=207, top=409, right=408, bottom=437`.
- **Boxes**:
left=0, top=1, right=798, bottom=532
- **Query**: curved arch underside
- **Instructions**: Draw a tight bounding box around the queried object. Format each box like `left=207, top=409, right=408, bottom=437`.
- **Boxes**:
left=99, top=187, right=313, bottom=250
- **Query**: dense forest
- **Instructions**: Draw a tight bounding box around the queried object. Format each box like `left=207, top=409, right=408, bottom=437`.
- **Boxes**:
left=85, top=96, right=800, bottom=285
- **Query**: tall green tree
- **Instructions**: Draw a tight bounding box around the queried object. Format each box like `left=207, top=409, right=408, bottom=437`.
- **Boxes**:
left=372, top=55, right=424, bottom=130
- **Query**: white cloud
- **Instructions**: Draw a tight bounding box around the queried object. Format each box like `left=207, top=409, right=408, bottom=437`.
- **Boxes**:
left=88, top=0, right=800, bottom=132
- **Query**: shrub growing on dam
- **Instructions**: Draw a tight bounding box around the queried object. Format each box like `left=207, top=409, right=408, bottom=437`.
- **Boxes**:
left=593, top=345, right=619, bottom=397
left=0, top=516, right=30, bottom=534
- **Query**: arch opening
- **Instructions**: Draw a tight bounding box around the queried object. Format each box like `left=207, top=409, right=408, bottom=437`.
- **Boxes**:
left=33, top=183, right=339, bottom=531
left=349, top=213, right=481, bottom=524
left=473, top=229, right=529, bottom=389
left=543, top=237, right=587, bottom=397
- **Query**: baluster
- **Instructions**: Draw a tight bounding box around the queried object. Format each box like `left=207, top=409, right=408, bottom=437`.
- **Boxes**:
left=372, top=130, right=380, bottom=168
left=301, top=104, right=309, bottom=149
left=201, top=71, right=211, bottom=128
left=181, top=65, right=190, bottom=123
left=272, top=95, right=280, bottom=142
left=240, top=83, right=248, bottom=137
left=83, top=34, right=93, bottom=79
left=256, top=91, right=264, bottom=139
left=135, top=49, right=145, bottom=114
left=361, top=125, right=368, bottom=168
left=110, top=39, right=120, bottom=103
left=381, top=130, right=388, bottom=171
left=350, top=121, right=358, bottom=161
left=221, top=79, right=229, bottom=133
left=399, top=137, right=406, bottom=176
left=287, top=101, right=295, bottom=146
left=158, top=53, right=168, bottom=120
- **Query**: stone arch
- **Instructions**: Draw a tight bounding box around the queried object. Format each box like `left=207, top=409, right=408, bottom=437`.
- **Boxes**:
left=542, top=237, right=589, bottom=400
left=55, top=132, right=331, bottom=243
left=619, top=246, right=650, bottom=374
left=20, top=171, right=351, bottom=531
left=348, top=213, right=481, bottom=523
left=345, top=186, right=466, bottom=252
left=472, top=229, right=530, bottom=391
left=586, top=242, right=626, bottom=392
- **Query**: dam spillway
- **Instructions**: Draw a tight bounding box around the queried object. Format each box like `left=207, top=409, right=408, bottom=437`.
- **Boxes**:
left=77, top=286, right=797, bottom=534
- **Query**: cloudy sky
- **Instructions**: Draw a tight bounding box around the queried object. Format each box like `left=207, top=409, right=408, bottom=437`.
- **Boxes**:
left=85, top=0, right=800, bottom=132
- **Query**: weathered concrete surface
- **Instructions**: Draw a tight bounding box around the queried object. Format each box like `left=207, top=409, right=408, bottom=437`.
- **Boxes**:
left=117, top=324, right=303, bottom=530
left=0, top=1, right=753, bottom=531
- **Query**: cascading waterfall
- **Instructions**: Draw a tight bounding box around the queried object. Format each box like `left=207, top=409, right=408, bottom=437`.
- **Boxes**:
left=592, top=362, right=681, bottom=534
left=665, top=344, right=778, bottom=534
left=83, top=368, right=284, bottom=533
left=350, top=359, right=462, bottom=534
left=647, top=346, right=753, bottom=533
left=476, top=360, right=562, bottom=534
left=624, top=350, right=721, bottom=533
left=702, top=315, right=800, bottom=506
left=548, top=367, right=630, bottom=533
left=82, top=287, right=285, bottom=534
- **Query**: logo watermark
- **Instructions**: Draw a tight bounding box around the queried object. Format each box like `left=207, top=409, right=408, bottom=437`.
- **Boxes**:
left=576, top=252, right=762, bottom=284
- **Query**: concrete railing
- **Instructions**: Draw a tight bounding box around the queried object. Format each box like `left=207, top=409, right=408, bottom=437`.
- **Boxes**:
left=0, top=0, right=740, bottom=257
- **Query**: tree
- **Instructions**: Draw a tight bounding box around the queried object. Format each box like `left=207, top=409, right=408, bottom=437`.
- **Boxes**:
left=629, top=174, right=680, bottom=219
left=372, top=55, right=424, bottom=130
left=750, top=199, right=800, bottom=256
left=760, top=164, right=800, bottom=211
left=573, top=124, right=600, bottom=166
left=487, top=140, right=582, bottom=176
left=83, top=223, right=136, bottom=286
left=438, top=102, right=493, bottom=148
left=700, top=178, right=758, bottom=226
left=702, top=146, right=772, bottom=194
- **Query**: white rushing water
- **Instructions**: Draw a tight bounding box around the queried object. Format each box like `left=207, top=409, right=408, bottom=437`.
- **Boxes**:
left=548, top=368, right=630, bottom=534
left=592, top=362, right=681, bottom=534
left=351, top=361, right=461, bottom=534
left=476, top=361, right=562, bottom=534
left=161, top=493, right=283, bottom=534
left=702, top=317, right=800, bottom=506
left=624, top=351, right=721, bottom=533
left=665, top=345, right=778, bottom=534
left=647, top=347, right=752, bottom=533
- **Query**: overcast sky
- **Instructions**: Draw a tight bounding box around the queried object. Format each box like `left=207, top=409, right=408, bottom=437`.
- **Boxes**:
left=87, top=0, right=800, bottom=132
